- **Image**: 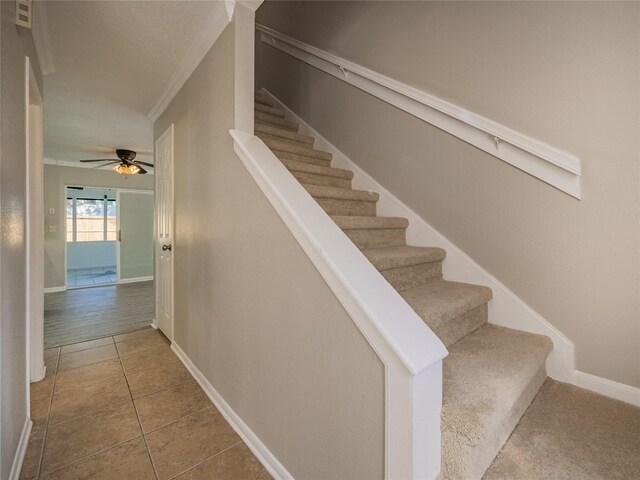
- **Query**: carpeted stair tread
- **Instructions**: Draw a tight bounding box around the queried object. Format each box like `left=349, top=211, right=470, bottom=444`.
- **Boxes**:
left=441, top=324, right=552, bottom=480
left=257, top=134, right=333, bottom=161
left=400, top=280, right=492, bottom=343
left=255, top=103, right=286, bottom=118
left=255, top=111, right=299, bottom=131
left=255, top=123, right=315, bottom=145
left=302, top=184, right=378, bottom=201
left=331, top=215, right=409, bottom=230
left=362, top=245, right=446, bottom=270
left=281, top=160, right=353, bottom=179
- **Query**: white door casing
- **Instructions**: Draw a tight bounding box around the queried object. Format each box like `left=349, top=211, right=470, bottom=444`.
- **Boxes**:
left=155, top=125, right=174, bottom=341
left=26, top=57, right=45, bottom=383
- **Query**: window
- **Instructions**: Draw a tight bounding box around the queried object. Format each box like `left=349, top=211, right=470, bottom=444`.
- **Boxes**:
left=66, top=196, right=116, bottom=242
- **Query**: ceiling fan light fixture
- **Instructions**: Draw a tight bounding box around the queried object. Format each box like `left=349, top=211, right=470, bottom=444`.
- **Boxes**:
left=114, top=163, right=140, bottom=175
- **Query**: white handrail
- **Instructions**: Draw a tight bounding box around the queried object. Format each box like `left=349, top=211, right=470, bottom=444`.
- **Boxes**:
left=230, top=130, right=446, bottom=479
left=256, top=24, right=582, bottom=199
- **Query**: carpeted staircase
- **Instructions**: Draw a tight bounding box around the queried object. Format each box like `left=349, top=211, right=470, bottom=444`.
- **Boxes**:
left=254, top=92, right=553, bottom=480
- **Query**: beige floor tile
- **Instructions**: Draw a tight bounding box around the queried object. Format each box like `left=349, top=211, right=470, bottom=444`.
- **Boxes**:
left=135, top=379, right=211, bottom=433
left=126, top=358, right=191, bottom=400
left=60, top=337, right=114, bottom=355
left=31, top=377, right=55, bottom=404
left=19, top=421, right=47, bottom=480
left=119, top=343, right=176, bottom=374
left=44, top=348, right=60, bottom=379
left=54, top=359, right=124, bottom=392
left=146, top=407, right=241, bottom=480
left=115, top=332, right=169, bottom=358
left=113, top=328, right=157, bottom=343
left=58, top=344, right=118, bottom=372
left=50, top=375, right=131, bottom=425
left=174, top=443, right=272, bottom=480
left=41, top=401, right=141, bottom=475
left=31, top=395, right=52, bottom=425
left=40, top=437, right=155, bottom=480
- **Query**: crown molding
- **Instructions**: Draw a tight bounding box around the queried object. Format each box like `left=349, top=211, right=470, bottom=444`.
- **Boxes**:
left=32, top=0, right=55, bottom=75
left=147, top=3, right=232, bottom=123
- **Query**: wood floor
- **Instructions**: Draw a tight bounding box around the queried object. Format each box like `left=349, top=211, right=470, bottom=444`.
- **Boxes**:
left=44, top=281, right=154, bottom=348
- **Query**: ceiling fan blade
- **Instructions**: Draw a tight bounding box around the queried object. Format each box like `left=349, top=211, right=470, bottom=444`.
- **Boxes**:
left=79, top=158, right=117, bottom=163
left=136, top=165, right=148, bottom=174
left=133, top=161, right=154, bottom=167
left=67, top=186, right=84, bottom=190
left=93, top=162, right=118, bottom=169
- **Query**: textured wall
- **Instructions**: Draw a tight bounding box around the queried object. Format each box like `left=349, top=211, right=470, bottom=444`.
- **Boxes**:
left=256, top=1, right=640, bottom=387
left=155, top=21, right=385, bottom=479
left=0, top=3, right=42, bottom=476
left=43, top=165, right=153, bottom=288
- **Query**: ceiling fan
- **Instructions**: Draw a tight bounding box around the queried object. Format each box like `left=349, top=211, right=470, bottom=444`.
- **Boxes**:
left=79, top=149, right=153, bottom=175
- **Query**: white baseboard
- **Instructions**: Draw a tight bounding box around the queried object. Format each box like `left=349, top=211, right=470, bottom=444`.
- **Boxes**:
left=573, top=370, right=640, bottom=407
left=171, top=342, right=293, bottom=480
left=8, top=418, right=32, bottom=480
left=118, top=276, right=153, bottom=285
left=44, top=286, right=66, bottom=293
left=261, top=88, right=575, bottom=383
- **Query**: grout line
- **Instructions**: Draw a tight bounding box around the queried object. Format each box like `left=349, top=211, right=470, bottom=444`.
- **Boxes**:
left=40, top=434, right=145, bottom=478
left=141, top=405, right=213, bottom=436
left=130, top=377, right=195, bottom=402
left=167, top=441, right=243, bottom=480
left=35, top=347, right=61, bottom=479
left=117, top=338, right=161, bottom=480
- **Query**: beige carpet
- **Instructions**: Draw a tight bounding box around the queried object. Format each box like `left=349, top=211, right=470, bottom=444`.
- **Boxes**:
left=484, top=379, right=640, bottom=479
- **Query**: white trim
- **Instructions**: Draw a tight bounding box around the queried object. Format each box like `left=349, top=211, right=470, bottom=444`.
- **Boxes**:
left=118, top=276, right=153, bottom=284
left=262, top=88, right=576, bottom=383
left=171, top=342, right=294, bottom=480
left=257, top=25, right=582, bottom=199
left=573, top=371, right=640, bottom=407
left=32, top=1, right=54, bottom=75
left=231, top=130, right=445, bottom=479
left=8, top=418, right=32, bottom=480
left=147, top=4, right=231, bottom=122
left=44, top=286, right=66, bottom=294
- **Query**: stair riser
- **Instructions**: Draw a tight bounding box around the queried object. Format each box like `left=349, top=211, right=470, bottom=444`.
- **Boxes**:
left=292, top=171, right=351, bottom=189
left=259, top=136, right=332, bottom=161
left=315, top=198, right=377, bottom=217
left=342, top=228, right=406, bottom=249
left=381, top=262, right=443, bottom=291
left=254, top=96, right=273, bottom=107
left=255, top=112, right=299, bottom=131
left=255, top=128, right=315, bottom=146
left=254, top=103, right=285, bottom=118
left=442, top=364, right=548, bottom=480
left=272, top=150, right=331, bottom=168
left=435, top=304, right=488, bottom=348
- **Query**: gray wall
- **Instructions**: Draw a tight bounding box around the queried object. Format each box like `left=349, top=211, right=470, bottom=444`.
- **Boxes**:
left=256, top=1, right=640, bottom=387
left=119, top=191, right=153, bottom=279
left=155, top=20, right=384, bottom=479
left=0, top=3, right=42, bottom=476
left=43, top=165, right=153, bottom=288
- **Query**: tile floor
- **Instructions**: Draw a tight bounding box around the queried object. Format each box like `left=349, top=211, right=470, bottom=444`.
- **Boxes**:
left=21, top=328, right=272, bottom=480
left=67, top=266, right=117, bottom=288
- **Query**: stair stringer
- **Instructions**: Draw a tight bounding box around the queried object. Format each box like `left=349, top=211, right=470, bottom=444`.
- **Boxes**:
left=260, top=88, right=575, bottom=383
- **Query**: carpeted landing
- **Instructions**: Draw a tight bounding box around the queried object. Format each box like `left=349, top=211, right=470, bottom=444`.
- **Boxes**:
left=484, top=379, right=640, bottom=479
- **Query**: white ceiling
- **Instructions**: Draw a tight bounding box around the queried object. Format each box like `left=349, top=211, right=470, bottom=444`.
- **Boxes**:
left=43, top=1, right=218, bottom=165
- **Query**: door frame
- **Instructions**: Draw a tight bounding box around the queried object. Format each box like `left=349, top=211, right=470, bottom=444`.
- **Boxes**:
left=154, top=124, right=174, bottom=340
left=116, top=188, right=154, bottom=284
left=26, top=57, right=45, bottom=384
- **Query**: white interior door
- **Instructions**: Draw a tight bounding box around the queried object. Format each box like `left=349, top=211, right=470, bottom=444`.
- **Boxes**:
left=155, top=125, right=174, bottom=341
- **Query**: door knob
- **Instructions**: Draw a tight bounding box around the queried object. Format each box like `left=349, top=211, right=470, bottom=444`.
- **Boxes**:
left=162, top=244, right=172, bottom=251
